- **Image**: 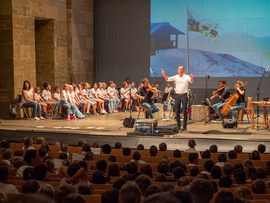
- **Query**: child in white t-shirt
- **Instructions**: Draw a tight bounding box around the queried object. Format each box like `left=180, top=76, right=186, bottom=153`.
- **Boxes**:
left=35, top=87, right=48, bottom=118
left=107, top=81, right=120, bottom=113
left=92, top=83, right=106, bottom=114
left=85, top=83, right=97, bottom=115
left=42, top=83, right=55, bottom=117
left=121, top=81, right=132, bottom=112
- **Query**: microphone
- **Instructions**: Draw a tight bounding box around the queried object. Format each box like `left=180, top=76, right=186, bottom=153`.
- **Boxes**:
left=150, top=68, right=153, bottom=74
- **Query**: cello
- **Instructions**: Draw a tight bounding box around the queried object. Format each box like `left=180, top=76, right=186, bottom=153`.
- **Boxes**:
left=221, top=81, right=248, bottom=116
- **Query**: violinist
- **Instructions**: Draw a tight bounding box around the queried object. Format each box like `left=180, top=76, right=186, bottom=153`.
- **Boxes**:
left=135, top=78, right=159, bottom=119
left=220, top=81, right=246, bottom=120
left=211, top=80, right=230, bottom=121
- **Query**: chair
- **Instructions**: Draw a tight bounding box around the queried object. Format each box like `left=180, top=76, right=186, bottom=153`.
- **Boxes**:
left=137, top=98, right=147, bottom=119
left=17, top=95, right=32, bottom=119
left=238, top=97, right=253, bottom=124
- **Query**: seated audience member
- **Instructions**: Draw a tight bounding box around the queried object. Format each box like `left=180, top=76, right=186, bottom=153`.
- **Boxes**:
left=209, top=144, right=218, bottom=153
left=219, top=176, right=233, bottom=188
left=0, top=162, right=19, bottom=200
left=77, top=138, right=86, bottom=147
left=83, top=151, right=94, bottom=161
left=157, top=161, right=170, bottom=176
left=37, top=185, right=55, bottom=201
left=149, top=145, right=158, bottom=157
left=209, top=180, right=218, bottom=193
left=258, top=144, right=266, bottom=154
left=185, top=139, right=201, bottom=158
left=234, top=186, right=252, bottom=200
left=188, top=153, right=199, bottom=166
left=177, top=176, right=191, bottom=186
left=33, top=164, right=51, bottom=188
left=201, top=150, right=211, bottom=159
left=137, top=144, right=145, bottom=150
left=77, top=185, right=91, bottom=195
left=36, top=137, right=46, bottom=145
left=101, top=188, right=119, bottom=203
left=0, top=140, right=9, bottom=148
left=60, top=143, right=69, bottom=153
left=189, top=178, right=214, bottom=203
left=197, top=173, right=209, bottom=180
left=115, top=142, right=122, bottom=149
left=228, top=150, right=237, bottom=159
left=161, top=183, right=175, bottom=192
left=23, top=137, right=35, bottom=151
left=81, top=143, right=91, bottom=154
left=144, top=185, right=162, bottom=198
left=153, top=173, right=167, bottom=183
left=113, top=178, right=127, bottom=190
left=135, top=174, right=152, bottom=197
left=143, top=192, right=182, bottom=203
left=126, top=162, right=140, bottom=180
left=101, top=144, right=112, bottom=154
left=140, top=163, right=153, bottom=178
left=131, top=151, right=146, bottom=164
left=123, top=148, right=131, bottom=156
left=216, top=153, right=227, bottom=167
left=22, top=180, right=40, bottom=194
left=40, top=143, right=50, bottom=152
left=190, top=166, right=199, bottom=177
left=63, top=194, right=86, bottom=203
left=173, top=149, right=181, bottom=158
left=171, top=167, right=186, bottom=181
left=108, top=163, right=120, bottom=177
left=170, top=191, right=193, bottom=203
left=251, top=150, right=260, bottom=160
left=38, top=148, right=47, bottom=159
left=223, top=162, right=234, bottom=177
left=59, top=153, right=68, bottom=160
left=78, top=161, right=88, bottom=171
left=96, top=160, right=108, bottom=172
left=256, top=167, right=267, bottom=179
left=119, top=182, right=141, bottom=203
left=202, top=160, right=214, bottom=175
left=108, top=155, right=116, bottom=162
left=2, top=149, right=12, bottom=165
left=170, top=161, right=185, bottom=173
left=244, top=160, right=254, bottom=167
left=17, top=149, right=41, bottom=177
left=12, top=156, right=24, bottom=169
left=159, top=142, right=167, bottom=151
left=234, top=169, right=247, bottom=184
left=252, top=179, right=266, bottom=194
left=44, top=158, right=56, bottom=174
left=211, top=166, right=222, bottom=179
left=214, top=189, right=234, bottom=203
left=54, top=184, right=76, bottom=203
left=234, top=162, right=244, bottom=171
left=245, top=165, right=257, bottom=180
left=234, top=145, right=243, bottom=153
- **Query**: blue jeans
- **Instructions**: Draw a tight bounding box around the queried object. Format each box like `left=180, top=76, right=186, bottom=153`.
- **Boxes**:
left=23, top=102, right=41, bottom=117
left=60, top=100, right=71, bottom=116
left=213, top=102, right=226, bottom=118
left=175, top=93, right=188, bottom=128
left=53, top=101, right=59, bottom=115
left=141, top=102, right=159, bottom=119
left=230, top=103, right=245, bottom=119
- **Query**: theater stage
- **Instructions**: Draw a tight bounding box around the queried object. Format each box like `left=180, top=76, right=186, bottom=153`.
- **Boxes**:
left=0, top=111, right=270, bottom=153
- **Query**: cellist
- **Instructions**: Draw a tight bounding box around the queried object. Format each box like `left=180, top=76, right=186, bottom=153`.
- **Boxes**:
left=219, top=81, right=246, bottom=120
left=211, top=80, right=230, bottom=121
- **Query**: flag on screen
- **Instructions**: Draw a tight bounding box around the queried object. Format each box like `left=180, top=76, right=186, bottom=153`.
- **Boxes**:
left=187, top=10, right=220, bottom=43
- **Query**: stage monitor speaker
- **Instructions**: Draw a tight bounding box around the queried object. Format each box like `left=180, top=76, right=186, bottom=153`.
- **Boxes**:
left=123, top=117, right=135, bottom=128
left=135, top=119, right=158, bottom=133
left=222, top=119, right=237, bottom=128
left=155, top=124, right=179, bottom=135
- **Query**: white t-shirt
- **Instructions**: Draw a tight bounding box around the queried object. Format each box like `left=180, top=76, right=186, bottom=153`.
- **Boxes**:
left=35, top=93, right=41, bottom=100
left=16, top=165, right=33, bottom=177
left=42, top=90, right=52, bottom=101
left=107, top=86, right=115, bottom=96
left=131, top=87, right=138, bottom=97
left=87, top=89, right=93, bottom=98
left=167, top=74, right=192, bottom=94
left=82, top=89, right=87, bottom=97
left=75, top=89, right=83, bottom=99
left=60, top=90, right=68, bottom=102
left=21, top=87, right=34, bottom=104
left=91, top=88, right=97, bottom=98
left=96, top=88, right=102, bottom=97
left=0, top=182, right=19, bottom=200
left=54, top=93, right=60, bottom=99
left=165, top=86, right=173, bottom=93
left=120, top=88, right=129, bottom=99
left=69, top=91, right=75, bottom=103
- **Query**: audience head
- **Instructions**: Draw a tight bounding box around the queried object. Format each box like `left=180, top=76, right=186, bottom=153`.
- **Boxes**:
left=102, top=144, right=111, bottom=155
left=38, top=148, right=47, bottom=158
left=214, top=189, right=234, bottom=203
left=190, top=166, right=199, bottom=177
left=177, top=176, right=191, bottom=186
left=115, top=142, right=122, bottom=149
left=219, top=177, right=233, bottom=188
left=188, top=153, right=199, bottom=164
left=78, top=161, right=87, bottom=171
left=209, top=144, right=218, bottom=153
left=256, top=167, right=267, bottom=179
left=82, top=144, right=91, bottom=153
left=159, top=142, right=167, bottom=151
left=155, top=174, right=167, bottom=182
left=84, top=151, right=94, bottom=161
left=24, top=149, right=39, bottom=166
left=251, top=150, right=260, bottom=160
left=108, top=163, right=120, bottom=177
left=143, top=192, right=182, bottom=203
left=245, top=166, right=257, bottom=180
left=234, top=169, right=247, bottom=184
left=113, top=178, right=127, bottom=190
left=228, top=150, right=237, bottom=159
left=234, top=186, right=252, bottom=200
left=92, top=170, right=108, bottom=184
left=108, top=155, right=116, bottom=162
left=63, top=194, right=86, bottom=203
left=234, top=145, right=243, bottom=153
left=77, top=138, right=86, bottom=147
left=24, top=137, right=33, bottom=149
left=149, top=145, right=158, bottom=157
left=119, top=181, right=141, bottom=203
left=33, top=164, right=47, bottom=181
left=67, top=163, right=80, bottom=178
left=22, top=180, right=40, bottom=194
left=92, top=142, right=99, bottom=148
left=258, top=144, right=266, bottom=154
left=2, top=148, right=12, bottom=161
left=157, top=161, right=169, bottom=175
left=244, top=160, right=254, bottom=167
left=218, top=153, right=227, bottom=163
left=137, top=144, right=144, bottom=150
left=123, top=148, right=131, bottom=156
left=101, top=188, right=119, bottom=203
left=211, top=166, right=222, bottom=179
left=172, top=167, right=186, bottom=180
left=145, top=185, right=162, bottom=198
left=36, top=137, right=45, bottom=145
left=173, top=149, right=181, bottom=158
left=188, top=139, right=197, bottom=148
left=132, top=151, right=141, bottom=161
left=37, top=185, right=55, bottom=200
left=204, top=160, right=214, bottom=172
left=0, top=140, right=9, bottom=148
left=161, top=183, right=175, bottom=192
left=223, top=162, right=234, bottom=176
left=96, top=160, right=108, bottom=172
left=140, top=163, right=153, bottom=178
left=189, top=178, right=213, bottom=203
left=135, top=174, right=151, bottom=196
left=252, top=179, right=266, bottom=194
left=234, top=162, right=244, bottom=171
left=54, top=184, right=76, bottom=203
left=12, top=156, right=24, bottom=168
left=40, top=143, right=50, bottom=152
left=126, top=162, right=138, bottom=175
left=59, top=153, right=68, bottom=160
left=201, top=149, right=211, bottom=159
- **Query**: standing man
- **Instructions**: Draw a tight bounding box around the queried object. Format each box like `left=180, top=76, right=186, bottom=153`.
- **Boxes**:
left=136, top=78, right=159, bottom=119
left=161, top=66, right=194, bottom=131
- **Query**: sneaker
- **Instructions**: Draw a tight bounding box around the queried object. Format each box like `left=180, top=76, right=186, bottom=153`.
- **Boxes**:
left=67, top=117, right=71, bottom=121
left=136, top=106, right=139, bottom=111
left=125, top=109, right=129, bottom=112
left=114, top=109, right=118, bottom=113
left=33, top=117, right=40, bottom=120
left=73, top=116, right=78, bottom=120
left=40, top=116, right=45, bottom=120
left=103, top=111, right=107, bottom=114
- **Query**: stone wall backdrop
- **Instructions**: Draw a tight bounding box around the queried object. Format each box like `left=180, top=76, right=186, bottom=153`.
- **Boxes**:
left=0, top=0, right=94, bottom=119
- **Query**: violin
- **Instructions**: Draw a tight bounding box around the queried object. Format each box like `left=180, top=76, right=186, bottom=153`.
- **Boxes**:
left=145, top=85, right=160, bottom=93
left=213, top=87, right=224, bottom=95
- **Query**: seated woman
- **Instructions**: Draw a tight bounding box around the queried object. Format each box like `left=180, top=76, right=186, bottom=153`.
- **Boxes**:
left=22, top=80, right=44, bottom=120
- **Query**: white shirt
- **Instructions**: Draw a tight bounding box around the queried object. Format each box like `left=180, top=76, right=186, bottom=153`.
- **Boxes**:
left=91, top=88, right=98, bottom=98
left=164, top=86, right=173, bottom=93
left=35, top=93, right=41, bottom=100
left=22, top=87, right=34, bottom=104
left=16, top=165, right=33, bottom=177
left=42, top=90, right=52, bottom=101
left=107, top=87, right=115, bottom=96
left=0, top=182, right=19, bottom=200
left=60, top=90, right=68, bottom=102
left=96, top=88, right=102, bottom=97
left=87, top=89, right=93, bottom=98
left=167, top=74, right=192, bottom=94
left=185, top=147, right=201, bottom=159
left=54, top=93, right=60, bottom=99
left=120, top=88, right=129, bottom=99
left=131, top=87, right=138, bottom=97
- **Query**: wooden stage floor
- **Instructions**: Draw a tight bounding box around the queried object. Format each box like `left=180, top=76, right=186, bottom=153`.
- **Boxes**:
left=1, top=111, right=270, bottom=153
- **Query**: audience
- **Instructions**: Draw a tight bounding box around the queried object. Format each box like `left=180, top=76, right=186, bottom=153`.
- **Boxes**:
left=258, top=144, right=266, bottom=154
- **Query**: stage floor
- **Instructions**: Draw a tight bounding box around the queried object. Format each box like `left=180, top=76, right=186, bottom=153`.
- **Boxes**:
left=1, top=111, right=270, bottom=152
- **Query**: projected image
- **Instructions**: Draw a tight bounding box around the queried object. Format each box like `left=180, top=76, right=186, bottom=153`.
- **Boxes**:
left=150, top=0, right=270, bottom=77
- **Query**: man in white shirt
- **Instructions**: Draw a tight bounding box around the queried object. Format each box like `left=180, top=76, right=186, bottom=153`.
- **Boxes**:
left=161, top=66, right=194, bottom=131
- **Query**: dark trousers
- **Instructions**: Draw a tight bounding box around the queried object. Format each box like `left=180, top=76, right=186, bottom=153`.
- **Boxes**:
left=175, top=93, right=188, bottom=128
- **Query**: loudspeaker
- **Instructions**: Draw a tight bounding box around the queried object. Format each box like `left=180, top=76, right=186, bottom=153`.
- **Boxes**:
left=123, top=117, right=135, bottom=128
left=222, top=119, right=237, bottom=128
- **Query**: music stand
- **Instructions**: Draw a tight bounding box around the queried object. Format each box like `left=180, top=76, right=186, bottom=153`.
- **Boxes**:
left=162, top=93, right=169, bottom=119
